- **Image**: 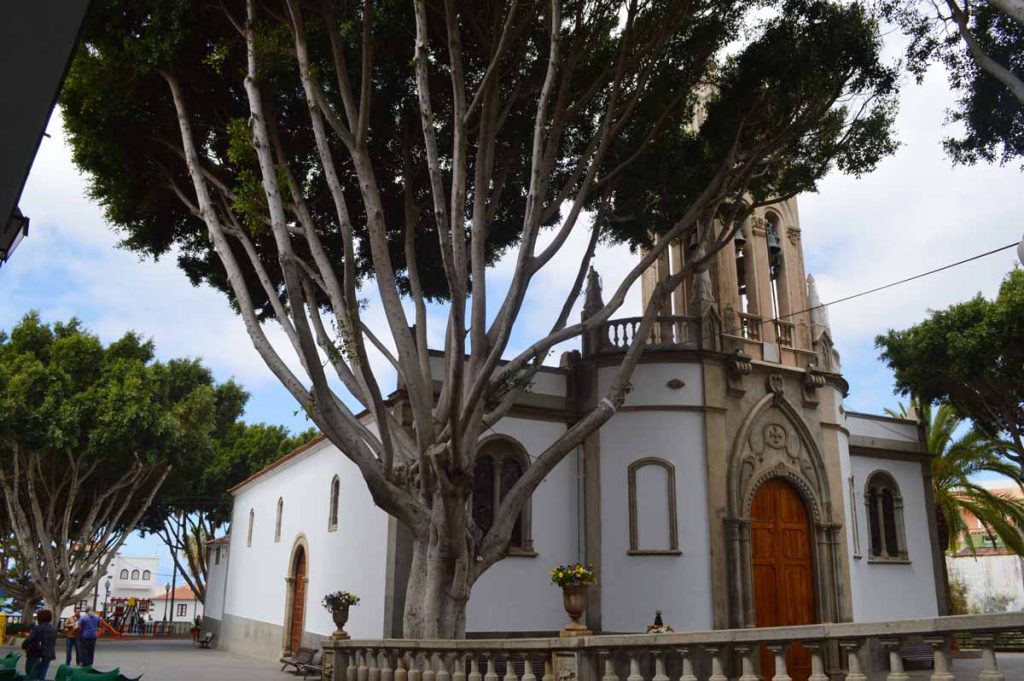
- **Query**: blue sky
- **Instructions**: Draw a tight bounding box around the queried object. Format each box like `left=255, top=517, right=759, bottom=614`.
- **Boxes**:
left=2, top=56, right=1022, bottom=577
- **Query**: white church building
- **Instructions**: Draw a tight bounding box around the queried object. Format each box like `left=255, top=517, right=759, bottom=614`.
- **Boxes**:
left=203, top=199, right=945, bottom=667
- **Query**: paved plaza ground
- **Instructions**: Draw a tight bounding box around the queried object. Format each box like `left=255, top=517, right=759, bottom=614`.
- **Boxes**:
left=4, top=640, right=1024, bottom=681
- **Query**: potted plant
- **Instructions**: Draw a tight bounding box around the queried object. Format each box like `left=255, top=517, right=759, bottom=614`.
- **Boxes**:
left=550, top=563, right=596, bottom=637
left=322, top=591, right=360, bottom=639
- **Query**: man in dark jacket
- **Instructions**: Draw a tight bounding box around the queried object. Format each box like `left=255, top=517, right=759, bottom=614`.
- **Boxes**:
left=21, top=609, right=57, bottom=680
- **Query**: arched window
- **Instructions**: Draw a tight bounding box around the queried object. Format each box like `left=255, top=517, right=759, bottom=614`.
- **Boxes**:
left=131, top=569, right=140, bottom=580
left=628, top=458, right=680, bottom=554
left=247, top=508, right=255, bottom=548
left=865, top=471, right=908, bottom=561
left=328, top=476, right=340, bottom=532
left=275, top=498, right=284, bottom=543
left=471, top=437, right=533, bottom=554
left=142, top=570, right=151, bottom=581
left=120, top=569, right=129, bottom=580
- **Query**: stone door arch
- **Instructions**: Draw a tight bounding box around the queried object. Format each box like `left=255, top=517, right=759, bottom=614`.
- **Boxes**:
left=283, top=536, right=309, bottom=655
left=725, top=385, right=845, bottom=628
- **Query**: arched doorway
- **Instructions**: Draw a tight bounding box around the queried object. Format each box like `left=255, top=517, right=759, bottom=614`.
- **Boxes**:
left=751, top=478, right=816, bottom=681
left=287, top=545, right=307, bottom=654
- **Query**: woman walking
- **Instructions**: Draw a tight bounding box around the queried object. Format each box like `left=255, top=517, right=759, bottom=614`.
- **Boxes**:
left=63, top=613, right=80, bottom=666
left=21, top=609, right=57, bottom=680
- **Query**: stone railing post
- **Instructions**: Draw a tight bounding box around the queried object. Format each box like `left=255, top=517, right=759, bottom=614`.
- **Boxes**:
left=765, top=645, right=790, bottom=681
left=924, top=637, right=954, bottom=681
left=734, top=645, right=759, bottom=681
left=881, top=639, right=909, bottom=681
left=976, top=636, right=1005, bottom=681
left=484, top=654, right=499, bottom=681
left=652, top=651, right=669, bottom=681
left=626, top=652, right=642, bottom=681
left=382, top=651, right=394, bottom=681
left=707, top=647, right=728, bottom=681
left=408, top=654, right=422, bottom=681
left=677, top=648, right=697, bottom=681
left=804, top=642, right=828, bottom=681
left=521, top=654, right=536, bottom=681
left=369, top=649, right=380, bottom=681
left=601, top=652, right=617, bottom=681
left=468, top=656, right=481, bottom=681
left=503, top=654, right=518, bottom=681
left=839, top=641, right=865, bottom=681
left=438, top=653, right=452, bottom=681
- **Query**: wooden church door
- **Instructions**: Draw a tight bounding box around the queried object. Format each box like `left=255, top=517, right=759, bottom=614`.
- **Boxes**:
left=751, top=478, right=817, bottom=681
left=289, top=547, right=307, bottom=653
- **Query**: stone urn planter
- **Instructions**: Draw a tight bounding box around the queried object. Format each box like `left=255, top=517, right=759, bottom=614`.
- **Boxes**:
left=560, top=584, right=592, bottom=637
left=331, top=605, right=351, bottom=640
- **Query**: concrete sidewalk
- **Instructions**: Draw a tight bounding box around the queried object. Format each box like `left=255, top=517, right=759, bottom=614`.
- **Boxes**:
left=2, top=638, right=295, bottom=681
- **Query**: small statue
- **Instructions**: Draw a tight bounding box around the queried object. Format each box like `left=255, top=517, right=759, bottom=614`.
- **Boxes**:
left=646, top=610, right=674, bottom=634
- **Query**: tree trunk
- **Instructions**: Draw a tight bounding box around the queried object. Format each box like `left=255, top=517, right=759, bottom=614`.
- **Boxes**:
left=401, top=491, right=473, bottom=639
left=936, top=506, right=953, bottom=614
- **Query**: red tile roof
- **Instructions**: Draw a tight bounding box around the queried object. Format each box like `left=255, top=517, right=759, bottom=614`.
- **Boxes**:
left=153, top=585, right=199, bottom=601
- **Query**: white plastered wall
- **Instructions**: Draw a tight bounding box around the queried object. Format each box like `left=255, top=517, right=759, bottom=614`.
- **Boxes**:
left=947, top=554, right=1024, bottom=613
left=597, top=362, right=713, bottom=633
left=224, top=439, right=390, bottom=641
left=846, top=452, right=938, bottom=621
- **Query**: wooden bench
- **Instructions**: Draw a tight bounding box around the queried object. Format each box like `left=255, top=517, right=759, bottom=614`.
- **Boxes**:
left=197, top=632, right=215, bottom=649
left=299, top=650, right=322, bottom=679
left=281, top=647, right=317, bottom=674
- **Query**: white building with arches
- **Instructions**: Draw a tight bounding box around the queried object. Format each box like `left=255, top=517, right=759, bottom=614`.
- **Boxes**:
left=203, top=199, right=945, bottom=677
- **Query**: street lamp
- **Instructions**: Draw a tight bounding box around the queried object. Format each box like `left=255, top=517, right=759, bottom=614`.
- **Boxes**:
left=102, top=579, right=111, bottom=616
left=163, top=583, right=170, bottom=623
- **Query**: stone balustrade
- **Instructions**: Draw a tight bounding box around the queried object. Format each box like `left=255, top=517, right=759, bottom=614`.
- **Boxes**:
left=322, top=614, right=1024, bottom=681
left=596, top=316, right=702, bottom=353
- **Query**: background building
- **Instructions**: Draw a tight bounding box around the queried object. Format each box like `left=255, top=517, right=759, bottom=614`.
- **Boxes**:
left=153, top=585, right=204, bottom=624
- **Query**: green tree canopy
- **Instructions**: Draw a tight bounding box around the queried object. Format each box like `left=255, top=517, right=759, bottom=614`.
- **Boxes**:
left=877, top=269, right=1024, bottom=468
left=0, top=312, right=245, bottom=612
left=883, top=0, right=1024, bottom=167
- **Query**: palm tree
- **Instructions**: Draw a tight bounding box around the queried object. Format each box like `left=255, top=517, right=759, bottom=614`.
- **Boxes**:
left=887, top=400, right=1024, bottom=556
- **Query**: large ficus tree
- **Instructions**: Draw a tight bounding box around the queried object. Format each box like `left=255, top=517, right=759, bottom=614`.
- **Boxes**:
left=64, top=0, right=899, bottom=637
left=0, top=313, right=243, bottom=614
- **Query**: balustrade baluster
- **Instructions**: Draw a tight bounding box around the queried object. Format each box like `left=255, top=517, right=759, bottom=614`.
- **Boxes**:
left=765, top=645, right=790, bottom=681
left=839, top=641, right=865, bottom=681
left=453, top=654, right=467, bottom=681
left=358, top=650, right=370, bottom=681
left=652, top=651, right=669, bottom=681
left=409, top=654, right=422, bottom=681
left=707, top=647, right=727, bottom=681
left=542, top=656, right=554, bottom=681
left=924, top=637, right=954, bottom=681
left=468, top=655, right=482, bottom=681
left=340, top=651, right=355, bottom=681
left=521, top=654, right=537, bottom=681
left=382, top=651, right=395, bottom=681
left=734, top=646, right=759, bottom=681
left=601, top=652, right=618, bottom=681
left=369, top=649, right=381, bottom=681
left=626, top=652, right=642, bottom=681
left=881, top=639, right=909, bottom=681
left=503, top=654, right=519, bottom=681
left=437, top=653, right=452, bottom=681
left=805, top=642, right=828, bottom=681
left=484, top=653, right=499, bottom=681
left=677, top=648, right=697, bottom=681
left=976, top=636, right=1005, bottom=681
left=423, top=653, right=436, bottom=681
left=395, top=652, right=408, bottom=681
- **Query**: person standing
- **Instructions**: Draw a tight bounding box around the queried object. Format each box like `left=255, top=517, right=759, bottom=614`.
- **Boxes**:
left=21, top=609, right=57, bottom=680
left=191, top=614, right=203, bottom=644
left=62, top=613, right=81, bottom=666
left=77, top=608, right=101, bottom=667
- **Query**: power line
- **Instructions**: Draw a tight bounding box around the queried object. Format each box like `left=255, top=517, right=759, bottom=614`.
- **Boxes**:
left=724, top=240, right=1019, bottom=336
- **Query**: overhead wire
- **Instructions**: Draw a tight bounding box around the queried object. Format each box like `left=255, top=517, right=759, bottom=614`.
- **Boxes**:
left=721, top=240, right=1019, bottom=337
